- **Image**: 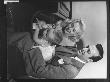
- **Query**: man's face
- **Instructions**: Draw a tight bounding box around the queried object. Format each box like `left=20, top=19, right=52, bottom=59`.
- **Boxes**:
left=79, top=45, right=99, bottom=58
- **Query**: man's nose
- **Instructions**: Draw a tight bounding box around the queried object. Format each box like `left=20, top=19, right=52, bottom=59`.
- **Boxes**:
left=81, top=49, right=84, bottom=53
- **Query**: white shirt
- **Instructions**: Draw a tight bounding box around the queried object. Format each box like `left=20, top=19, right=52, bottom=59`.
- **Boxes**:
left=32, top=45, right=55, bottom=61
left=71, top=57, right=86, bottom=64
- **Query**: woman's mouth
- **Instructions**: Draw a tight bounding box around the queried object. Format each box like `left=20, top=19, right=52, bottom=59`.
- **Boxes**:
left=38, top=28, right=46, bottom=39
left=38, top=28, right=49, bottom=39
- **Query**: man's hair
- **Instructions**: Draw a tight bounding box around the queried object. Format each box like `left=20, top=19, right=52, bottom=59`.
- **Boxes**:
left=47, top=31, right=63, bottom=46
left=31, top=10, right=64, bottom=36
left=31, top=10, right=64, bottom=25
left=89, top=44, right=104, bottom=62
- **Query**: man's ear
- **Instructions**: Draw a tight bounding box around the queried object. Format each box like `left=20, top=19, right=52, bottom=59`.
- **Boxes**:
left=87, top=59, right=93, bottom=62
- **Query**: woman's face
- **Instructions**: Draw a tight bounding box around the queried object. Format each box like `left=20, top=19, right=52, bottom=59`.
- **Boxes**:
left=65, top=22, right=81, bottom=36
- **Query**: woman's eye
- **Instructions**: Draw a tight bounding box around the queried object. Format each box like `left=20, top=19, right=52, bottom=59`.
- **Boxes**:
left=66, top=28, right=70, bottom=33
left=68, top=30, right=71, bottom=33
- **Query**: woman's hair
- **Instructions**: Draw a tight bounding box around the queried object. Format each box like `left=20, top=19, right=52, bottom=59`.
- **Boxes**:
left=61, top=19, right=85, bottom=42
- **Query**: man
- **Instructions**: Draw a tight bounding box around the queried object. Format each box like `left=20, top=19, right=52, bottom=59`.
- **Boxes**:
left=55, top=44, right=104, bottom=67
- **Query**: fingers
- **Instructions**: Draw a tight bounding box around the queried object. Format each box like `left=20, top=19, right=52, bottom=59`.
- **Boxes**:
left=32, top=23, right=39, bottom=30
left=58, top=59, right=64, bottom=64
left=80, top=19, right=86, bottom=30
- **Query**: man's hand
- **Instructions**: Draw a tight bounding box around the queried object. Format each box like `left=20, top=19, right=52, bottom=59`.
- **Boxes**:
left=59, top=56, right=73, bottom=65
left=58, top=59, right=64, bottom=64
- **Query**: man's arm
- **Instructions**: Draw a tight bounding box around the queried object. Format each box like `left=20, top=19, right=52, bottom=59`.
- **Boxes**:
left=55, top=46, right=78, bottom=57
left=57, top=55, right=86, bottom=72
left=26, top=48, right=79, bottom=79
left=71, top=58, right=85, bottom=71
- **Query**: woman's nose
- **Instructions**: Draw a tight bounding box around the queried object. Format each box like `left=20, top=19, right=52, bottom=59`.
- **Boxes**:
left=66, top=28, right=71, bottom=33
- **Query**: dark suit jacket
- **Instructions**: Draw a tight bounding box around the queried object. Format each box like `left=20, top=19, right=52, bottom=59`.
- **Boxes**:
left=8, top=32, right=85, bottom=79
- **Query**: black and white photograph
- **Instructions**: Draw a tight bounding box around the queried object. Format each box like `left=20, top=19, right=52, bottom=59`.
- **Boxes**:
left=5, top=0, right=107, bottom=80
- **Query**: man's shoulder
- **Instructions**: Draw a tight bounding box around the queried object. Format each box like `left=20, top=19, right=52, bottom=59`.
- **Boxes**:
left=7, top=32, right=32, bottom=45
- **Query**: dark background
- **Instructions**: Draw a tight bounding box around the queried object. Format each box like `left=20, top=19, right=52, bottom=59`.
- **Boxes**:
left=7, top=0, right=58, bottom=33
left=6, top=0, right=58, bottom=79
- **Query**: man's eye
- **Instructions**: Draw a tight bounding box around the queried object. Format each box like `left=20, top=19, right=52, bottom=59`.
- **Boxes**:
left=73, top=29, right=76, bottom=32
left=87, top=49, right=91, bottom=54
left=86, top=45, right=89, bottom=48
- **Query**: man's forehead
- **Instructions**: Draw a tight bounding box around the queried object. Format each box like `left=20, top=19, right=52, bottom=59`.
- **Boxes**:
left=89, top=45, right=99, bottom=56
left=89, top=45, right=96, bottom=49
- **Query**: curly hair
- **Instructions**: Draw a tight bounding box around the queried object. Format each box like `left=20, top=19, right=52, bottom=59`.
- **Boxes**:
left=61, top=19, right=85, bottom=42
